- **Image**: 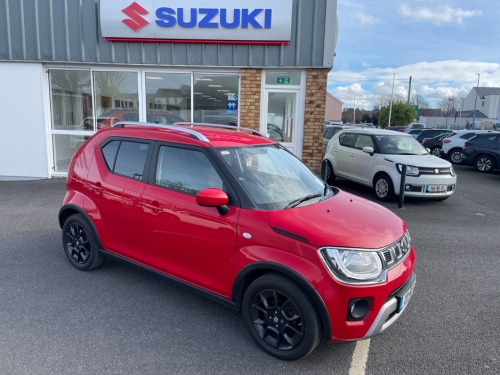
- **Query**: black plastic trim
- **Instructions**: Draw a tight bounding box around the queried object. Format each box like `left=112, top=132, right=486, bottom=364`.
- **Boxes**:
left=100, top=250, right=238, bottom=311
left=232, top=262, right=332, bottom=340
left=271, top=227, right=309, bottom=244
left=58, top=204, right=103, bottom=250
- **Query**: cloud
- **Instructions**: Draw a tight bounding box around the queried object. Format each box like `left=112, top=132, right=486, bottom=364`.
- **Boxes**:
left=328, top=60, right=500, bottom=108
left=362, top=61, right=371, bottom=68
left=355, top=12, right=380, bottom=26
left=399, top=4, right=482, bottom=25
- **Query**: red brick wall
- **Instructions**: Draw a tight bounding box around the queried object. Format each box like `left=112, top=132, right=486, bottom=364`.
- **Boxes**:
left=240, top=69, right=262, bottom=131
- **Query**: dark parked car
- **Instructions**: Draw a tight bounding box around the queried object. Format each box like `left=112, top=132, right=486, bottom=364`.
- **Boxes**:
left=462, top=132, right=500, bottom=172
left=386, top=126, right=407, bottom=132
left=421, top=133, right=455, bottom=157
left=416, top=129, right=454, bottom=144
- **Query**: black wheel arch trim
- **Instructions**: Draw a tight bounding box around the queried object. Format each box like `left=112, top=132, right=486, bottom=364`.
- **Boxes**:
left=59, top=204, right=103, bottom=250
left=232, top=262, right=332, bottom=340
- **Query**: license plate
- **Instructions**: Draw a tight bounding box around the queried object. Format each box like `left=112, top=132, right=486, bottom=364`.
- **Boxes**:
left=399, top=280, right=416, bottom=313
left=425, top=185, right=447, bottom=193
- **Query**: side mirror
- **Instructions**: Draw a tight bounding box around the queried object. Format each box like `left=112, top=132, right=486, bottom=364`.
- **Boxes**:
left=363, top=147, right=375, bottom=156
left=196, top=188, right=230, bottom=215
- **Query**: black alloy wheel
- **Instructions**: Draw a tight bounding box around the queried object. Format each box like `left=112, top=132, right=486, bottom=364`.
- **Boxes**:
left=242, top=273, right=320, bottom=360
left=474, top=155, right=495, bottom=173
left=62, top=214, right=104, bottom=271
left=374, top=174, right=395, bottom=201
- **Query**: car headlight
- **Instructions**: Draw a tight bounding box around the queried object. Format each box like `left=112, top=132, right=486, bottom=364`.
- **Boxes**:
left=320, top=248, right=383, bottom=283
left=450, top=166, right=456, bottom=177
left=396, top=164, right=419, bottom=176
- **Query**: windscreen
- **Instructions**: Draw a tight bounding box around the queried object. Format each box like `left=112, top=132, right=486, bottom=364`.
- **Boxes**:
left=217, top=144, right=333, bottom=210
left=375, top=135, right=429, bottom=155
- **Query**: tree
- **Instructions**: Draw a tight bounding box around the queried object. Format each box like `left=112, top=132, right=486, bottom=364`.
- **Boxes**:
left=437, top=95, right=461, bottom=116
left=410, top=94, right=430, bottom=109
left=362, top=113, right=371, bottom=123
left=378, top=103, right=415, bottom=128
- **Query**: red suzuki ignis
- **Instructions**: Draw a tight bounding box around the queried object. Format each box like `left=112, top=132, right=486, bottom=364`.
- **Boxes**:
left=59, top=122, right=416, bottom=360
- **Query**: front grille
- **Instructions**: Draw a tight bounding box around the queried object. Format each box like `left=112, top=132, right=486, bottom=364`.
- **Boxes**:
left=378, top=231, right=411, bottom=270
left=419, top=168, right=452, bottom=175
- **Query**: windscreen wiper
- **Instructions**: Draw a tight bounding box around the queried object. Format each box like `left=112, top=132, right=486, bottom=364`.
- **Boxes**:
left=285, top=194, right=322, bottom=209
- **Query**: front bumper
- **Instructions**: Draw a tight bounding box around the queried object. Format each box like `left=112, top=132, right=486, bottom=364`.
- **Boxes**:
left=396, top=174, right=457, bottom=197
left=363, top=273, right=416, bottom=338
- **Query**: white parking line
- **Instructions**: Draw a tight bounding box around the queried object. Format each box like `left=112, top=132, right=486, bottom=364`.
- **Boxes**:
left=348, top=339, right=371, bottom=375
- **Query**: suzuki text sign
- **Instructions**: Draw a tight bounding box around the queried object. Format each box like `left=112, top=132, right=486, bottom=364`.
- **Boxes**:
left=100, top=0, right=293, bottom=43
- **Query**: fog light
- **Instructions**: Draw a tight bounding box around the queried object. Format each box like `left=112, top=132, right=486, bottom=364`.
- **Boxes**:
left=347, top=298, right=371, bottom=321
left=405, top=185, right=412, bottom=191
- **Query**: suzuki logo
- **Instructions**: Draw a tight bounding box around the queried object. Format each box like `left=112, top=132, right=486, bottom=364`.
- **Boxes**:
left=122, top=2, right=149, bottom=32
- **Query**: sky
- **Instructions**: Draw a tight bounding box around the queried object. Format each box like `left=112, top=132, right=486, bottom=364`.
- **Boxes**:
left=327, top=0, right=500, bottom=109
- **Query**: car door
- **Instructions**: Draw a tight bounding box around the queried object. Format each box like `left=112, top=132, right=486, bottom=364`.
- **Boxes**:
left=85, top=138, right=152, bottom=262
left=323, top=127, right=335, bottom=155
left=335, top=133, right=357, bottom=178
left=141, top=144, right=239, bottom=297
left=350, top=134, right=377, bottom=184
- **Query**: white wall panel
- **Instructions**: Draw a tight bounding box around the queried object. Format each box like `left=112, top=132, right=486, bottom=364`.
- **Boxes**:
left=0, top=62, right=49, bottom=179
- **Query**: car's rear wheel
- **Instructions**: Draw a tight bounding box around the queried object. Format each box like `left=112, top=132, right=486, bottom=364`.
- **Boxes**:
left=374, top=174, right=395, bottom=201
left=431, top=147, right=442, bottom=157
left=321, top=160, right=336, bottom=184
left=62, top=214, right=104, bottom=271
left=474, top=155, right=495, bottom=173
left=449, top=149, right=465, bottom=164
left=242, top=273, right=321, bottom=360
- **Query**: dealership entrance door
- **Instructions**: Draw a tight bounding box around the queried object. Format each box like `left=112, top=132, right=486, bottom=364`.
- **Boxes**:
left=263, top=89, right=303, bottom=157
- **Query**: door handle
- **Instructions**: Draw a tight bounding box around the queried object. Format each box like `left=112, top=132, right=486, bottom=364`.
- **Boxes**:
left=88, top=182, right=103, bottom=192
left=141, top=202, right=163, bottom=212
left=349, top=153, right=355, bottom=157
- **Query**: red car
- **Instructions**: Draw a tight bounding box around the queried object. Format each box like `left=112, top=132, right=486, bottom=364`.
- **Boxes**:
left=96, top=108, right=185, bottom=129
left=59, top=122, right=416, bottom=360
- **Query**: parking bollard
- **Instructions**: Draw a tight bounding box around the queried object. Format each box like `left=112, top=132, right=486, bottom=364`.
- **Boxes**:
left=398, top=164, right=407, bottom=209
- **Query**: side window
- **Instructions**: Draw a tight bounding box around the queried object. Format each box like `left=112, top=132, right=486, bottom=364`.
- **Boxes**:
left=354, top=135, right=375, bottom=150
left=114, top=141, right=150, bottom=180
left=339, top=133, right=356, bottom=148
left=332, top=128, right=342, bottom=136
left=155, top=146, right=223, bottom=195
left=460, top=133, right=474, bottom=140
left=101, top=141, right=120, bottom=171
left=324, top=128, right=335, bottom=139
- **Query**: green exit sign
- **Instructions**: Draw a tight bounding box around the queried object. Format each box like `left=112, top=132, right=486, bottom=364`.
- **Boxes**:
left=276, top=77, right=291, bottom=85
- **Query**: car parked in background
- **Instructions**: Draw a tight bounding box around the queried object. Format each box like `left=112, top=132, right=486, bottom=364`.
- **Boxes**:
left=462, top=132, right=500, bottom=173
left=421, top=133, right=455, bottom=157
left=408, top=123, right=426, bottom=129
left=322, top=129, right=457, bottom=201
left=386, top=126, right=408, bottom=132
left=415, top=129, right=455, bottom=144
left=96, top=108, right=186, bottom=129
left=323, top=125, right=360, bottom=155
left=441, top=130, right=495, bottom=165
left=404, top=128, right=424, bottom=138
left=59, top=122, right=416, bottom=360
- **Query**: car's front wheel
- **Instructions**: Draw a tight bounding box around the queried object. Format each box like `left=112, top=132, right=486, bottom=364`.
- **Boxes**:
left=62, top=214, right=104, bottom=271
left=374, top=174, right=395, bottom=201
left=474, top=155, right=495, bottom=173
left=242, top=273, right=321, bottom=360
left=321, top=160, right=336, bottom=184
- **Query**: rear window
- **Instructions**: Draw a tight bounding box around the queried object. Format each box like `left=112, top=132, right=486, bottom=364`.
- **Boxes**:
left=459, top=133, right=476, bottom=140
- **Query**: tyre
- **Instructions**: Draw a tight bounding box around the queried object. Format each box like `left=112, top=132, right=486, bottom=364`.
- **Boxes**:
left=374, top=174, right=395, bottom=201
left=474, top=155, right=495, bottom=173
left=449, top=149, right=465, bottom=165
left=431, top=147, right=442, bottom=157
left=62, top=214, right=104, bottom=271
left=321, top=160, right=336, bottom=184
left=242, top=273, right=321, bottom=360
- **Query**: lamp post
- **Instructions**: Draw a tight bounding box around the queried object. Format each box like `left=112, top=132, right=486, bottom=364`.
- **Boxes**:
left=450, top=97, right=456, bottom=130
left=472, top=73, right=481, bottom=126
left=388, top=73, right=395, bottom=128
left=353, top=96, right=356, bottom=124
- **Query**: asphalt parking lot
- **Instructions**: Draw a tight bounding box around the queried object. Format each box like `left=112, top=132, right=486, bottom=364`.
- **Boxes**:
left=0, top=165, right=499, bottom=375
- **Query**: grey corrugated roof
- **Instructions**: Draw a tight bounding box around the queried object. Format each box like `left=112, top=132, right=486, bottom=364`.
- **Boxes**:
left=473, top=87, right=500, bottom=97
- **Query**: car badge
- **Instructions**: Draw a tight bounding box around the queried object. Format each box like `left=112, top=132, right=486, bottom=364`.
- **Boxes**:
left=435, top=169, right=439, bottom=174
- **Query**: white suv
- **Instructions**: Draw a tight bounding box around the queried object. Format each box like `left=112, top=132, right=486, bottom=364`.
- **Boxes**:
left=441, top=130, right=494, bottom=164
left=322, top=129, right=457, bottom=201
